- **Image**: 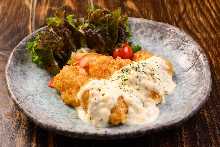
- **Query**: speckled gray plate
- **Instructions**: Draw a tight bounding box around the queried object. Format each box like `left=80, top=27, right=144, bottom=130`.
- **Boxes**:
left=6, top=18, right=211, bottom=139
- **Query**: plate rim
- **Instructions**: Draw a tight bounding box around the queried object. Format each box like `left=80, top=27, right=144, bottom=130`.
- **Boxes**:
left=5, top=17, right=212, bottom=139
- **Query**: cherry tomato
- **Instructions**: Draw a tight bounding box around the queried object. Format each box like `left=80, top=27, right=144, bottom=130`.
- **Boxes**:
left=113, top=44, right=133, bottom=59
left=113, top=48, right=122, bottom=58
left=122, top=45, right=133, bottom=59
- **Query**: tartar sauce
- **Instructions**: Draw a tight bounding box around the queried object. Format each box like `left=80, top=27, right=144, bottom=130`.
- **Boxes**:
left=76, top=56, right=176, bottom=127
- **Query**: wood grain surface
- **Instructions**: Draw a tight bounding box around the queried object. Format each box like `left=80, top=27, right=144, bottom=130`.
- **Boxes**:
left=0, top=0, right=219, bottom=146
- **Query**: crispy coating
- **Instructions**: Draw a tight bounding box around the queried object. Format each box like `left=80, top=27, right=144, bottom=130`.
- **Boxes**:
left=70, top=53, right=132, bottom=79
left=109, top=96, right=128, bottom=125
left=81, top=90, right=89, bottom=112
left=51, top=51, right=174, bottom=123
left=132, top=50, right=152, bottom=61
left=148, top=90, right=162, bottom=104
left=51, top=53, right=131, bottom=107
left=51, top=65, right=89, bottom=107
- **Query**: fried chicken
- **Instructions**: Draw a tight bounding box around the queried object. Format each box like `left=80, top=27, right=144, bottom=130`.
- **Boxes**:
left=109, top=96, right=128, bottom=125
left=50, top=50, right=173, bottom=125
left=50, top=52, right=131, bottom=107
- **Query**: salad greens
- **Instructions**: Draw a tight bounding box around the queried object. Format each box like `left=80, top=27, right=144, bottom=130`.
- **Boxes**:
left=27, top=7, right=139, bottom=74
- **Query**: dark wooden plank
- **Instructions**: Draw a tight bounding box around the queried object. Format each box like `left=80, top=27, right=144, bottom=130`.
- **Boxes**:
left=34, top=0, right=90, bottom=30
left=0, top=54, right=31, bottom=147
left=0, top=0, right=32, bottom=50
left=0, top=0, right=32, bottom=146
left=0, top=0, right=219, bottom=146
left=0, top=1, right=49, bottom=147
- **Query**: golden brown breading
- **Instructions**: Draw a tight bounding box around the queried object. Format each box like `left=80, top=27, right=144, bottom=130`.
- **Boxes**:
left=51, top=65, right=89, bottom=107
left=51, top=51, right=173, bottom=109
left=81, top=90, right=89, bottom=112
left=148, top=90, right=162, bottom=104
left=51, top=53, right=131, bottom=107
left=132, top=50, right=152, bottom=61
left=70, top=53, right=132, bottom=79
left=109, top=96, right=128, bottom=125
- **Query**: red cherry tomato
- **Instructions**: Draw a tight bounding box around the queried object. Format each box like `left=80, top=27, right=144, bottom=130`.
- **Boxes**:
left=122, top=45, right=133, bottom=59
left=113, top=48, right=122, bottom=58
left=113, top=44, right=133, bottom=59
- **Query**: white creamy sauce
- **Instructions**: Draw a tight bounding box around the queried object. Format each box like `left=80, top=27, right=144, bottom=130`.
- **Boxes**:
left=76, top=56, right=176, bottom=127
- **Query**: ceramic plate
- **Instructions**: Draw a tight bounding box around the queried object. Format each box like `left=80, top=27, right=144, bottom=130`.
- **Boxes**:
left=6, top=17, right=211, bottom=139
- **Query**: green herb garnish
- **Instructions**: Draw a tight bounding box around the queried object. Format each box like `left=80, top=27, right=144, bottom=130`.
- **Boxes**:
left=132, top=44, right=142, bottom=52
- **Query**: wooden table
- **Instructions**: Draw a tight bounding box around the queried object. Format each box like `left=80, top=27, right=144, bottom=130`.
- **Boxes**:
left=0, top=0, right=219, bottom=146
